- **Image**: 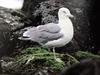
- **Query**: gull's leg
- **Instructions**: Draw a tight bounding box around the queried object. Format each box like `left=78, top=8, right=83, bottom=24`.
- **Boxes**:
left=53, top=47, right=56, bottom=59
left=47, top=48, right=51, bottom=52
left=53, top=47, right=62, bottom=62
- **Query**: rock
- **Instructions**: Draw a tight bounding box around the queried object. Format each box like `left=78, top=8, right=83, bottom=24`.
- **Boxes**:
left=88, top=0, right=99, bottom=51
left=0, top=19, right=12, bottom=57
left=0, top=56, right=16, bottom=73
left=0, top=6, right=29, bottom=57
left=60, top=58, right=100, bottom=75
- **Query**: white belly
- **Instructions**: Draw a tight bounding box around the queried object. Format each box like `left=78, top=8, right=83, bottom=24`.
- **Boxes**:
left=45, top=30, right=73, bottom=48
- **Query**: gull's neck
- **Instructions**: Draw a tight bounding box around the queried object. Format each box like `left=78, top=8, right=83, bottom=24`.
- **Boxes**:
left=58, top=16, right=68, bottom=24
left=58, top=14, right=73, bottom=28
left=0, top=0, right=24, bottom=9
left=58, top=12, right=74, bottom=36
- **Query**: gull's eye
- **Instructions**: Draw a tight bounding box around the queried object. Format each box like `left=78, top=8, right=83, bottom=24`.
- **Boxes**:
left=63, top=11, right=66, bottom=14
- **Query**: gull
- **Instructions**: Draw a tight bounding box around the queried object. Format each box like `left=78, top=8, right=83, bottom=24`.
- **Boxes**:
left=0, top=0, right=24, bottom=9
left=20, top=7, right=74, bottom=60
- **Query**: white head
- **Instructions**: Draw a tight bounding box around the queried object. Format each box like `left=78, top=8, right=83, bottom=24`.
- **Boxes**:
left=0, top=0, right=24, bottom=9
left=58, top=7, right=74, bottom=18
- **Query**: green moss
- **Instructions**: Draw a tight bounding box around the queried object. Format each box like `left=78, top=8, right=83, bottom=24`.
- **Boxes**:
left=75, top=51, right=100, bottom=59
left=15, top=47, right=65, bottom=71
left=50, top=60, right=65, bottom=71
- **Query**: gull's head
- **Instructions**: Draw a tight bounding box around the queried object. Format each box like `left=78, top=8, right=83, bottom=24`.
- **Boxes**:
left=58, top=7, right=74, bottom=18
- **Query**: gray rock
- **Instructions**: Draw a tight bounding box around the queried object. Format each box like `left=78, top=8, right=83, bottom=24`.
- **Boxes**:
left=60, top=58, right=100, bottom=75
left=0, top=6, right=27, bottom=57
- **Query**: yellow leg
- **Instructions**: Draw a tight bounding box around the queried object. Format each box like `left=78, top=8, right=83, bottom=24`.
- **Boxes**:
left=53, top=47, right=63, bottom=62
left=53, top=47, right=56, bottom=59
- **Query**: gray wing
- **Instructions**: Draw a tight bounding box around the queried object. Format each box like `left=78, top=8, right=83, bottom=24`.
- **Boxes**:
left=37, top=23, right=61, bottom=33
left=39, top=31, right=63, bottom=43
left=21, top=23, right=63, bottom=44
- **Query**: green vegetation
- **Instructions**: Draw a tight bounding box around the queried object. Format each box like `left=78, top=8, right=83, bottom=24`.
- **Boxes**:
left=15, top=47, right=65, bottom=71
left=75, top=51, right=100, bottom=59
left=14, top=47, right=80, bottom=72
